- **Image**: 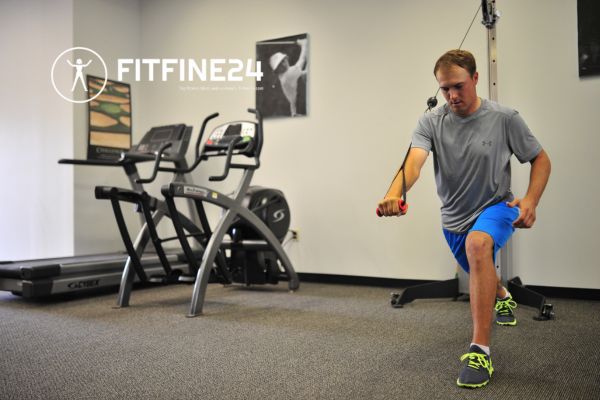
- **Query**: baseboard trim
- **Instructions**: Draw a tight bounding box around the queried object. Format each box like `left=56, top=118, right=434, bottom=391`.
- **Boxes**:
left=523, top=284, right=600, bottom=301
left=297, top=273, right=600, bottom=301
left=297, top=273, right=437, bottom=289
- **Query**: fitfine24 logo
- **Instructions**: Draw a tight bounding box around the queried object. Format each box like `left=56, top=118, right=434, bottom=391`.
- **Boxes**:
left=51, top=47, right=263, bottom=102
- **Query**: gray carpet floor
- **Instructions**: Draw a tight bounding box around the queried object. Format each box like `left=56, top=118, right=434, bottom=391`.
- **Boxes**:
left=1, top=282, right=599, bottom=400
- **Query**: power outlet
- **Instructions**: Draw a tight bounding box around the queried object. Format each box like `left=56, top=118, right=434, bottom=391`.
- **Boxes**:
left=290, top=229, right=299, bottom=241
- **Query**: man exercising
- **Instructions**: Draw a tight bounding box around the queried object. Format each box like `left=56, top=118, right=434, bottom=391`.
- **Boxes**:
left=377, top=49, right=551, bottom=388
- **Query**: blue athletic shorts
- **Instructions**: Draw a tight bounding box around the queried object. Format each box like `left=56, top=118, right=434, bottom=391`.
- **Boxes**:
left=443, top=202, right=519, bottom=273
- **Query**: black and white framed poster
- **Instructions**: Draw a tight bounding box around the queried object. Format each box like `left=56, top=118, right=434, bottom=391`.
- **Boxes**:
left=87, top=75, right=132, bottom=160
left=578, top=0, right=600, bottom=77
left=256, top=33, right=308, bottom=118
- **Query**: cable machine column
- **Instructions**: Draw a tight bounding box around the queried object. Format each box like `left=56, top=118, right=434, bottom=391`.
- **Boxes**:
left=481, top=0, right=512, bottom=285
left=482, top=0, right=554, bottom=320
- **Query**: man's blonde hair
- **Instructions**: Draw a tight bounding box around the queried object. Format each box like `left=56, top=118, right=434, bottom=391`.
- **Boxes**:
left=434, top=49, right=477, bottom=77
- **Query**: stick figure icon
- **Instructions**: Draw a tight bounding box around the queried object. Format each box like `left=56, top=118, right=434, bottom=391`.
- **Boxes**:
left=67, top=58, right=92, bottom=91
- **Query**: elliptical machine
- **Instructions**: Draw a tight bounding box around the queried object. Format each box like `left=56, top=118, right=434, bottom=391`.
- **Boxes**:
left=118, top=108, right=299, bottom=316
left=99, top=115, right=233, bottom=308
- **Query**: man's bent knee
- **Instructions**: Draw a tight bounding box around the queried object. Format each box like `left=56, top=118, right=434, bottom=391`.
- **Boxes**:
left=465, top=231, right=494, bottom=266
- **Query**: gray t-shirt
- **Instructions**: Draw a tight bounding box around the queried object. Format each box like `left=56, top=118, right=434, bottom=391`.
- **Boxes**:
left=411, top=99, right=542, bottom=233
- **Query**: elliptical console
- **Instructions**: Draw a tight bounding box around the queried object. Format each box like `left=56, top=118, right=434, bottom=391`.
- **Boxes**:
left=204, top=121, right=257, bottom=154
left=130, top=124, right=191, bottom=161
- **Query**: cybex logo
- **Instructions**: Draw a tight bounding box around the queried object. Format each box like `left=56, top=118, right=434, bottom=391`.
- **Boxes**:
left=184, top=186, right=209, bottom=197
left=68, top=279, right=100, bottom=289
left=273, top=209, right=286, bottom=223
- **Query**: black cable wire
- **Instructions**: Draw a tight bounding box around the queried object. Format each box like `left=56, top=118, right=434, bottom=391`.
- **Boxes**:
left=384, top=143, right=412, bottom=204
left=458, top=3, right=483, bottom=50
left=425, top=3, right=483, bottom=113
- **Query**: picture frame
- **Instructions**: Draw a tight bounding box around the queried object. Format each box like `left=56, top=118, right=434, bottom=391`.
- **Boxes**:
left=578, top=0, right=600, bottom=77
left=256, top=33, right=309, bottom=118
left=86, top=75, right=132, bottom=160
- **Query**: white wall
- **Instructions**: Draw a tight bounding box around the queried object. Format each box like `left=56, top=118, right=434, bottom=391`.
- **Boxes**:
left=0, top=0, right=74, bottom=259
left=135, top=0, right=599, bottom=289
left=498, top=1, right=600, bottom=288
left=72, top=0, right=142, bottom=254
left=2, top=0, right=598, bottom=290
left=135, top=0, right=488, bottom=280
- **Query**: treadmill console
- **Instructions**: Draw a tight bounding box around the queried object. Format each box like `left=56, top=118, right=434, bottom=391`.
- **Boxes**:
left=129, top=124, right=192, bottom=161
left=204, top=122, right=256, bottom=156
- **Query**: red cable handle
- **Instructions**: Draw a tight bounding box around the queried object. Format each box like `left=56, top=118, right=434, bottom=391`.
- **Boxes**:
left=376, top=200, right=408, bottom=217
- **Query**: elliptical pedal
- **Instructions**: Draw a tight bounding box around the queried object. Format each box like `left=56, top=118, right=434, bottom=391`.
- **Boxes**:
left=177, top=268, right=232, bottom=284
left=178, top=274, right=196, bottom=283
left=148, top=269, right=184, bottom=284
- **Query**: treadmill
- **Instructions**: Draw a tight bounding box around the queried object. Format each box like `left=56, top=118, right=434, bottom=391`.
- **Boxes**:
left=0, top=123, right=201, bottom=298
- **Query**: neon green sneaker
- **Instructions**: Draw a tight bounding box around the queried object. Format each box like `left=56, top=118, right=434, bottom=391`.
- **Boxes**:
left=457, top=345, right=494, bottom=388
left=495, top=294, right=518, bottom=326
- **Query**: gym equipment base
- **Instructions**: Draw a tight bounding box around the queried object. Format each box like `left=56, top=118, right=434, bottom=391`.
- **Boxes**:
left=0, top=251, right=193, bottom=298
left=390, top=276, right=555, bottom=321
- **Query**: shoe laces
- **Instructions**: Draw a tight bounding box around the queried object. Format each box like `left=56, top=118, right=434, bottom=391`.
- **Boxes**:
left=460, top=352, right=494, bottom=375
left=495, top=297, right=517, bottom=316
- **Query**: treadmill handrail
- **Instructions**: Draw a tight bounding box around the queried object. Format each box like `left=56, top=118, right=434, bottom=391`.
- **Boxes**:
left=135, top=142, right=173, bottom=184
left=58, top=152, right=157, bottom=167
left=58, top=158, right=125, bottom=167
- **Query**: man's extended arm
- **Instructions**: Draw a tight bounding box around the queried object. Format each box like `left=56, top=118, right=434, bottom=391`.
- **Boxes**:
left=378, top=147, right=428, bottom=216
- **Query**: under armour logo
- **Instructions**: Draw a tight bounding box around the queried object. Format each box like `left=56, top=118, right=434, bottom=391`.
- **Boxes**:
left=482, top=140, right=492, bottom=146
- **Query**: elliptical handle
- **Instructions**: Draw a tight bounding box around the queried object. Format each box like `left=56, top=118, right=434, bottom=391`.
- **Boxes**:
left=135, top=142, right=173, bottom=184
left=247, top=108, right=264, bottom=161
left=209, top=136, right=243, bottom=182
left=195, top=112, right=219, bottom=160
left=247, top=108, right=261, bottom=118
